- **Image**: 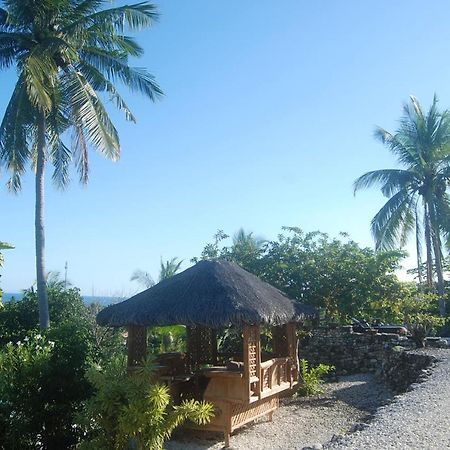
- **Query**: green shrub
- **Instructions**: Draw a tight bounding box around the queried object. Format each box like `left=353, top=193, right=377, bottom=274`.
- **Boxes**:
left=0, top=286, right=122, bottom=448
left=0, top=334, right=54, bottom=448
left=297, top=359, right=334, bottom=397
left=79, top=357, right=214, bottom=450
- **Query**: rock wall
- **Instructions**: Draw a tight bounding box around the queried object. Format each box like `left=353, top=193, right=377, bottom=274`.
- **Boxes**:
left=299, top=327, right=436, bottom=392
left=299, top=327, right=407, bottom=375
left=379, top=347, right=437, bottom=392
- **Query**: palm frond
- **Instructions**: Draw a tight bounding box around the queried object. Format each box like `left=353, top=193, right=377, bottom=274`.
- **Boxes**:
left=353, top=169, right=417, bottom=197
left=76, top=60, right=137, bottom=122
left=373, top=127, right=421, bottom=167
left=73, top=124, right=89, bottom=183
left=63, top=70, right=120, bottom=161
left=49, top=136, right=72, bottom=188
left=63, top=2, right=159, bottom=34
left=370, top=189, right=415, bottom=250
left=0, top=76, right=33, bottom=191
left=81, top=46, right=163, bottom=100
left=23, top=52, right=58, bottom=112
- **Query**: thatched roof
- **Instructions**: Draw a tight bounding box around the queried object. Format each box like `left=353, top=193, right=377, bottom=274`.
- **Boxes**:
left=97, top=260, right=317, bottom=328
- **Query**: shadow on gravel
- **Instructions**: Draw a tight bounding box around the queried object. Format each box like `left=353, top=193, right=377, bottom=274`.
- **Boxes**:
left=330, top=374, right=393, bottom=413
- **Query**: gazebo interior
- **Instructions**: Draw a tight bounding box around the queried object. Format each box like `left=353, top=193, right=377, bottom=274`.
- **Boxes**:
left=97, top=260, right=317, bottom=447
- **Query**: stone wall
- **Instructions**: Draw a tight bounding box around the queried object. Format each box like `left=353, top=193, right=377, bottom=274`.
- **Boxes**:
left=299, top=327, right=437, bottom=392
left=299, top=327, right=407, bottom=375
left=379, top=347, right=437, bottom=392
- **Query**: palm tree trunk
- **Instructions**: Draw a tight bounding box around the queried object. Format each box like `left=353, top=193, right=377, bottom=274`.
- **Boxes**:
left=424, top=205, right=433, bottom=288
left=36, top=113, right=50, bottom=329
left=429, top=205, right=446, bottom=316
left=415, top=212, right=423, bottom=285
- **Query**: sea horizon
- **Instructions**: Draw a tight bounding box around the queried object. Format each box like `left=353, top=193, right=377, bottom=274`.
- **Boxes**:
left=2, top=292, right=120, bottom=306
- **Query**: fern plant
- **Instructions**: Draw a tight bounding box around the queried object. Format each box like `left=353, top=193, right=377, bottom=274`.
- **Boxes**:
left=297, top=359, right=334, bottom=397
left=78, top=357, right=214, bottom=449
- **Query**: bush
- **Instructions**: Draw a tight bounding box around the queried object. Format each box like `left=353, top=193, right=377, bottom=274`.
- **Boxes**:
left=297, top=359, right=334, bottom=397
left=0, top=334, right=54, bottom=448
left=79, top=357, right=214, bottom=450
left=0, top=285, right=124, bottom=448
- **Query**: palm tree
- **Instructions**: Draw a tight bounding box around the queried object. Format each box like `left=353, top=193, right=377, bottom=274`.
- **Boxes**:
left=131, top=258, right=182, bottom=289
left=159, top=257, right=183, bottom=281
left=130, top=269, right=155, bottom=289
left=0, top=0, right=162, bottom=328
left=354, top=95, right=450, bottom=315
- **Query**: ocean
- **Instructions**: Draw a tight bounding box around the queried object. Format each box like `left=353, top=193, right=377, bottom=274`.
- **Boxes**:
left=2, top=292, right=119, bottom=306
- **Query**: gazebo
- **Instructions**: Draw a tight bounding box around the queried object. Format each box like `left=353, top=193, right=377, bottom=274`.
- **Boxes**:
left=97, top=260, right=317, bottom=447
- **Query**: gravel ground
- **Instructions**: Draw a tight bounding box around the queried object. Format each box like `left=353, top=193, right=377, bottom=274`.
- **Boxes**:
left=167, top=373, right=393, bottom=450
left=326, top=348, right=450, bottom=450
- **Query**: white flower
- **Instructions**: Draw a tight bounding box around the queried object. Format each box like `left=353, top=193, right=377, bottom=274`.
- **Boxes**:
left=24, top=336, right=29, bottom=341
left=35, top=334, right=42, bottom=340
left=49, top=341, right=55, bottom=348
left=16, top=341, right=21, bottom=346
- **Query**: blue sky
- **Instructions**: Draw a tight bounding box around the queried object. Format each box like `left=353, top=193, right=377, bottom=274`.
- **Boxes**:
left=2, top=0, right=450, bottom=295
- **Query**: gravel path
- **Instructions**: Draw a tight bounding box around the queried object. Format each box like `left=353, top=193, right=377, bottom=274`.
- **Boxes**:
left=327, top=349, right=450, bottom=450
left=167, top=373, right=393, bottom=450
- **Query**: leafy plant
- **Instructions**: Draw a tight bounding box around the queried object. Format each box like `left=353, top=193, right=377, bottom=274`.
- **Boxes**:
left=79, top=357, right=214, bottom=450
left=297, top=359, right=334, bottom=397
left=0, top=283, right=121, bottom=448
left=0, top=334, right=54, bottom=448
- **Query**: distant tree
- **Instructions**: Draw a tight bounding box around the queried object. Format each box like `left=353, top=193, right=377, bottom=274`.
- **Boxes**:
left=158, top=257, right=183, bottom=281
left=194, top=227, right=407, bottom=321
left=131, top=257, right=183, bottom=290
left=0, top=241, right=13, bottom=309
left=191, top=230, right=229, bottom=262
left=130, top=269, right=155, bottom=289
left=354, top=95, right=450, bottom=315
left=0, top=0, right=162, bottom=329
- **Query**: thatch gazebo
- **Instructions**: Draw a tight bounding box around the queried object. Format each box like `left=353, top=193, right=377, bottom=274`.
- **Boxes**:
left=97, top=260, right=317, bottom=447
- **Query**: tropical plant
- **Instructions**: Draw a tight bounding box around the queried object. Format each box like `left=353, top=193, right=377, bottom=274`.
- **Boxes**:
left=159, top=257, right=183, bottom=281
left=354, top=95, right=450, bottom=315
left=297, top=359, right=334, bottom=397
left=131, top=257, right=183, bottom=289
left=0, top=334, right=54, bottom=448
left=79, top=357, right=214, bottom=450
left=0, top=0, right=163, bottom=329
left=130, top=269, right=155, bottom=289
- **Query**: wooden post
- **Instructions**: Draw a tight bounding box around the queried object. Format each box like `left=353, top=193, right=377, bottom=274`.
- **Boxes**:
left=286, top=322, right=299, bottom=384
left=243, top=324, right=261, bottom=400
left=127, top=326, right=147, bottom=369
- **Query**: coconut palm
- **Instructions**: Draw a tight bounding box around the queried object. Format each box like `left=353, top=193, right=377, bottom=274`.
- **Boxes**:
left=130, top=269, right=155, bottom=289
left=131, top=257, right=182, bottom=290
left=0, top=0, right=162, bottom=328
left=159, top=257, right=183, bottom=281
left=354, top=95, right=450, bottom=315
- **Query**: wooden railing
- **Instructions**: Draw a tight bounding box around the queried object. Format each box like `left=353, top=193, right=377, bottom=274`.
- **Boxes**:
left=259, top=357, right=294, bottom=397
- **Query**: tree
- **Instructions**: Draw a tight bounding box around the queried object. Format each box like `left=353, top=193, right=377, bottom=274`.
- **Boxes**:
left=158, top=257, right=182, bottom=281
left=0, top=0, right=163, bottom=329
left=131, top=257, right=183, bottom=289
left=130, top=269, right=155, bottom=289
left=194, top=227, right=407, bottom=321
left=354, top=95, right=450, bottom=315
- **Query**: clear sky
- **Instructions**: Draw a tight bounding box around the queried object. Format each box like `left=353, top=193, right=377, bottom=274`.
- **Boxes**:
left=2, top=0, right=450, bottom=296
